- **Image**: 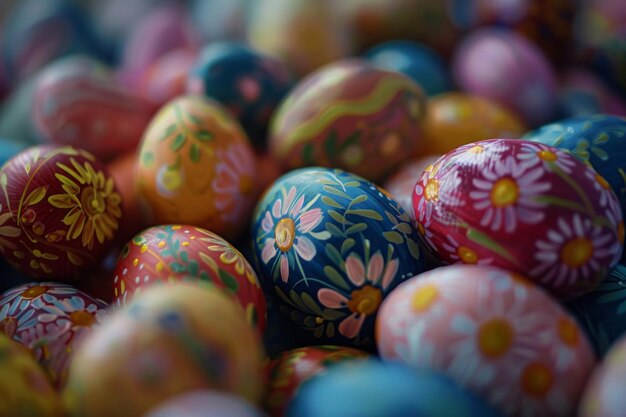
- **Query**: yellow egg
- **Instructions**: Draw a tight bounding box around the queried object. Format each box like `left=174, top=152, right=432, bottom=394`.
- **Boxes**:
left=420, top=92, right=526, bottom=156
left=63, top=282, right=265, bottom=417
left=136, top=96, right=258, bottom=241
left=0, top=333, right=62, bottom=417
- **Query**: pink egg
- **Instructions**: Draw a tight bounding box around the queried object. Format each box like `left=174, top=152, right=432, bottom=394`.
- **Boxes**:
left=453, top=28, right=558, bottom=127
left=412, top=139, right=623, bottom=299
left=32, top=56, right=153, bottom=161
left=383, top=155, right=441, bottom=218
left=376, top=264, right=596, bottom=417
left=118, top=4, right=199, bottom=91
left=139, top=48, right=197, bottom=108
left=579, top=334, right=626, bottom=417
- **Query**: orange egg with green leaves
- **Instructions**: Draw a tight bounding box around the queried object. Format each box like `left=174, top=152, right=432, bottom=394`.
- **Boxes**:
left=136, top=96, right=258, bottom=241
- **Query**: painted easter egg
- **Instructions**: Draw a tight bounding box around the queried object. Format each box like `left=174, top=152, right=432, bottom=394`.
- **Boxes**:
left=377, top=265, right=596, bottom=417
left=188, top=42, right=294, bottom=147
left=579, top=333, right=626, bottom=417
left=63, top=282, right=265, bottom=417
left=265, top=345, right=370, bottom=417
left=251, top=167, right=424, bottom=349
left=448, top=0, right=575, bottom=65
left=421, top=92, right=526, bottom=156
left=524, top=115, right=626, bottom=224
left=140, top=48, right=197, bottom=109
left=334, top=0, right=458, bottom=54
left=383, top=155, right=441, bottom=218
left=567, top=263, right=626, bottom=356
left=286, top=359, right=502, bottom=417
left=453, top=28, right=558, bottom=126
left=0, top=145, right=123, bottom=281
left=247, top=0, right=352, bottom=77
left=557, top=69, right=626, bottom=118
left=113, top=225, right=266, bottom=332
left=136, top=95, right=257, bottom=241
left=32, top=56, right=153, bottom=162
left=0, top=282, right=107, bottom=387
left=1, top=0, right=110, bottom=82
left=118, top=3, right=198, bottom=92
left=269, top=59, right=426, bottom=182
left=146, top=390, right=267, bottom=417
left=364, top=40, right=451, bottom=96
left=412, top=139, right=623, bottom=299
left=0, top=333, right=62, bottom=417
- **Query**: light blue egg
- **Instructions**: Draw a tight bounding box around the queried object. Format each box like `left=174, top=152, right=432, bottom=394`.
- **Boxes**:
left=568, top=263, right=626, bottom=357
left=251, top=167, right=424, bottom=350
left=365, top=41, right=451, bottom=96
left=286, top=359, right=502, bottom=417
left=0, top=139, right=28, bottom=167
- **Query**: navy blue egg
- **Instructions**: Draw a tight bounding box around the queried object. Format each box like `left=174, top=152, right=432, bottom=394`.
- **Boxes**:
left=1, top=0, right=111, bottom=82
left=568, top=263, right=626, bottom=357
left=187, top=42, right=294, bottom=147
left=364, top=41, right=451, bottom=96
left=286, top=359, right=502, bottom=417
left=251, top=167, right=424, bottom=350
left=524, top=115, right=626, bottom=226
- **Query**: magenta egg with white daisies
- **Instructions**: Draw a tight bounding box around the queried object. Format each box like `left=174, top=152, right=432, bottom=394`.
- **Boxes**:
left=412, top=139, right=623, bottom=299
left=376, top=264, right=596, bottom=417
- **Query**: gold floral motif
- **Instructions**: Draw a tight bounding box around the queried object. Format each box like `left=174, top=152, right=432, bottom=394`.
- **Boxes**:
left=0, top=210, right=20, bottom=253
left=48, top=158, right=122, bottom=250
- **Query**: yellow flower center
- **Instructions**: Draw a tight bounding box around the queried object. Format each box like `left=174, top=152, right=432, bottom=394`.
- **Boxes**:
left=561, top=238, right=593, bottom=268
left=557, top=317, right=580, bottom=347
left=70, top=311, right=95, bottom=327
left=537, top=150, right=558, bottom=162
left=477, top=318, right=514, bottom=358
left=239, top=175, right=254, bottom=195
left=417, top=222, right=426, bottom=236
left=275, top=218, right=295, bottom=252
left=21, top=286, right=48, bottom=299
left=521, top=363, right=553, bottom=397
left=411, top=284, right=438, bottom=312
left=81, top=186, right=106, bottom=216
left=490, top=178, right=519, bottom=208
left=468, top=145, right=484, bottom=154
left=424, top=179, right=439, bottom=201
left=457, top=246, right=478, bottom=264
left=595, top=174, right=611, bottom=190
left=347, top=285, right=382, bottom=315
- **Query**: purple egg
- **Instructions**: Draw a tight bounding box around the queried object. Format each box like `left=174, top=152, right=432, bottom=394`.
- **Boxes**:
left=453, top=28, right=558, bottom=127
left=558, top=68, right=626, bottom=118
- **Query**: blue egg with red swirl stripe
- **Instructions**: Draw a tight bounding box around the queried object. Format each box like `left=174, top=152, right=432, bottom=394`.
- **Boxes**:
left=250, top=167, right=424, bottom=350
left=187, top=42, right=294, bottom=148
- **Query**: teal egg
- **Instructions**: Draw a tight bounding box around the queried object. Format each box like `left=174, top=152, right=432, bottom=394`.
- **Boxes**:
left=524, top=115, right=626, bottom=228
left=286, top=359, right=502, bottom=417
left=568, top=263, right=626, bottom=357
left=0, top=139, right=28, bottom=167
left=251, top=167, right=424, bottom=350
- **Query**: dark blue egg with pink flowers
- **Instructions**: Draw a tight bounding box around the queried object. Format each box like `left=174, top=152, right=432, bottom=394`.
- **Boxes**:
left=187, top=42, right=294, bottom=147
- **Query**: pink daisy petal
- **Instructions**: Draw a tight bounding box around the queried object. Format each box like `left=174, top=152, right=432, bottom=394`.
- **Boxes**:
left=318, top=288, right=349, bottom=308
left=261, top=239, right=277, bottom=264
left=345, top=254, right=365, bottom=286
left=280, top=255, right=290, bottom=283
left=381, top=259, right=399, bottom=290
left=261, top=211, right=274, bottom=233
left=366, top=252, right=384, bottom=283
left=298, top=208, right=323, bottom=233
left=293, top=236, right=316, bottom=261
left=338, top=313, right=366, bottom=339
left=283, top=187, right=297, bottom=215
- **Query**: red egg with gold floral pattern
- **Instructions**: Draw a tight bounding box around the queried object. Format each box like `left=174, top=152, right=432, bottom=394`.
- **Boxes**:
left=113, top=225, right=266, bottom=333
left=0, top=145, right=122, bottom=281
left=264, top=345, right=369, bottom=417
